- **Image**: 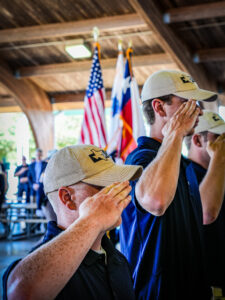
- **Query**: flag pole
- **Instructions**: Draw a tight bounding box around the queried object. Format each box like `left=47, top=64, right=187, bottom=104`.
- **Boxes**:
left=92, top=26, right=100, bottom=60
left=126, top=40, right=133, bottom=79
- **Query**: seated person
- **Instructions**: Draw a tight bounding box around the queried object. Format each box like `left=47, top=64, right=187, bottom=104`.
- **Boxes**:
left=3, top=144, right=142, bottom=300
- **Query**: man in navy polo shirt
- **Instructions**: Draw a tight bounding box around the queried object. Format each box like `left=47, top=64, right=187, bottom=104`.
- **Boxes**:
left=120, top=70, right=223, bottom=300
left=185, top=110, right=225, bottom=295
left=4, top=144, right=142, bottom=300
left=28, top=148, right=47, bottom=216
left=14, top=156, right=30, bottom=203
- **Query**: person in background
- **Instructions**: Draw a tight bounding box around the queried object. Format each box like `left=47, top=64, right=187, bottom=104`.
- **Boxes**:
left=0, top=160, right=7, bottom=211
left=120, top=70, right=221, bottom=300
left=14, top=156, right=30, bottom=203
left=28, top=148, right=47, bottom=217
left=185, top=110, right=225, bottom=295
left=3, top=144, right=142, bottom=300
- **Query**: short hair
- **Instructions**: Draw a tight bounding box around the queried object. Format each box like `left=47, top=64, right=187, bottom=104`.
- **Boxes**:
left=142, top=94, right=173, bottom=125
left=185, top=131, right=208, bottom=151
left=36, top=148, right=43, bottom=154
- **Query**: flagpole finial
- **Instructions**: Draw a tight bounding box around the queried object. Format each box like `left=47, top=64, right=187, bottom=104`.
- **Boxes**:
left=118, top=40, right=123, bottom=52
left=93, top=27, right=100, bottom=42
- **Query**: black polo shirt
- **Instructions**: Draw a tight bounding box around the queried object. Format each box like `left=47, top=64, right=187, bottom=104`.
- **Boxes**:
left=3, top=221, right=135, bottom=300
left=190, top=161, right=225, bottom=289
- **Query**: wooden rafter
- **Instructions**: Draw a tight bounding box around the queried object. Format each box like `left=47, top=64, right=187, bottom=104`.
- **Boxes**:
left=0, top=14, right=147, bottom=44
left=128, top=0, right=219, bottom=111
left=193, top=47, right=225, bottom=63
left=16, top=53, right=172, bottom=78
left=163, top=1, right=225, bottom=24
left=0, top=62, right=54, bottom=154
left=129, top=1, right=217, bottom=89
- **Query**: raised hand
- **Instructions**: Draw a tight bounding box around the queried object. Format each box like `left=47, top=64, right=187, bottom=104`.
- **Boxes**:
left=206, top=133, right=225, bottom=162
left=78, top=181, right=132, bottom=232
left=162, top=100, right=201, bottom=138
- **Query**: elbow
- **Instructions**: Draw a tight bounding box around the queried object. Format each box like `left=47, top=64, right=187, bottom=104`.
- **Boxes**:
left=137, top=194, right=167, bottom=216
left=203, top=210, right=218, bottom=225
left=7, top=278, right=33, bottom=300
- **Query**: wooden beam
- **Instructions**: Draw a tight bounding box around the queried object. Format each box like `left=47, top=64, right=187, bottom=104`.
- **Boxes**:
left=128, top=0, right=218, bottom=97
left=16, top=53, right=172, bottom=78
left=2, top=88, right=224, bottom=112
left=0, top=104, right=22, bottom=113
left=0, top=95, right=16, bottom=107
left=0, top=62, right=54, bottom=155
left=193, top=47, right=225, bottom=63
left=51, top=91, right=111, bottom=103
left=0, top=14, right=147, bottom=44
left=163, top=2, right=225, bottom=24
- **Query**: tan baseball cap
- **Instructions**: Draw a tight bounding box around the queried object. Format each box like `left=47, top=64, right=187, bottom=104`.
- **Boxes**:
left=141, top=70, right=217, bottom=103
left=43, top=144, right=143, bottom=194
left=195, top=110, right=225, bottom=134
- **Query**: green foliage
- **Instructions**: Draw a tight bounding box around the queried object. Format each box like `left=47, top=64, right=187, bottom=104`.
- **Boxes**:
left=0, top=132, right=16, bottom=161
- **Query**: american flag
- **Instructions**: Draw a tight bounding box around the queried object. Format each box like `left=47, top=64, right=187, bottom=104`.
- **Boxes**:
left=80, top=44, right=107, bottom=148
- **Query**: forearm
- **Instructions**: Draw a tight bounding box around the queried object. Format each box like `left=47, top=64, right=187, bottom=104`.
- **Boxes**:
left=200, top=155, right=225, bottom=224
left=7, top=217, right=101, bottom=300
left=136, top=132, right=183, bottom=215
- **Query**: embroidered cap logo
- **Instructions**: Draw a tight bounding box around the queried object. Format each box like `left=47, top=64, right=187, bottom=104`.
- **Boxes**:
left=212, top=114, right=221, bottom=122
left=180, top=75, right=195, bottom=84
left=89, top=149, right=110, bottom=163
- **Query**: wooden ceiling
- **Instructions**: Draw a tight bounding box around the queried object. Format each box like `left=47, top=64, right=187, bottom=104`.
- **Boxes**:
left=0, top=0, right=225, bottom=152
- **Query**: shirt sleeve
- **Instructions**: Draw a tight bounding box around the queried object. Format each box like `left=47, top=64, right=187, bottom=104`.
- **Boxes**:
left=2, top=259, right=21, bottom=300
left=126, top=149, right=157, bottom=213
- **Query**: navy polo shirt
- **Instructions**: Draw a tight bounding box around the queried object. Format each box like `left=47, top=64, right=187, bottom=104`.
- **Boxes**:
left=3, top=221, right=135, bottom=300
left=120, top=137, right=211, bottom=300
left=14, top=164, right=29, bottom=185
left=190, top=161, right=225, bottom=288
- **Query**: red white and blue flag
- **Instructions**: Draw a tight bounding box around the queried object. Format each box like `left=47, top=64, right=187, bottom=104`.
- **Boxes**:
left=80, top=44, right=107, bottom=148
left=117, top=48, right=146, bottom=161
left=107, top=50, right=124, bottom=157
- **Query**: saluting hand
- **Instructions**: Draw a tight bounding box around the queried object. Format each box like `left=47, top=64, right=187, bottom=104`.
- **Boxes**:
left=206, top=133, right=225, bottom=163
left=78, top=181, right=132, bottom=232
left=162, top=100, right=201, bottom=138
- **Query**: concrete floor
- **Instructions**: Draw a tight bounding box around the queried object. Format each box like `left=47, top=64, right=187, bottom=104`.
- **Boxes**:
left=0, top=224, right=44, bottom=299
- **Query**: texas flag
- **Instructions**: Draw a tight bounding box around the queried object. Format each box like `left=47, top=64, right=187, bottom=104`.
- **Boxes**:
left=107, top=50, right=124, bottom=157
left=118, top=48, right=146, bottom=161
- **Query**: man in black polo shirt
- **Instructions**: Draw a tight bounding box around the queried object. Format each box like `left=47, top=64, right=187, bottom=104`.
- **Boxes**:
left=185, top=110, right=225, bottom=295
left=3, top=144, right=142, bottom=300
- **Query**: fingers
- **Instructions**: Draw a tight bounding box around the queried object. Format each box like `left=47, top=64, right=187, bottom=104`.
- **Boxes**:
left=118, top=195, right=132, bottom=211
left=215, top=132, right=225, bottom=142
left=180, top=100, right=199, bottom=117
left=100, top=182, right=119, bottom=194
left=106, top=181, right=130, bottom=197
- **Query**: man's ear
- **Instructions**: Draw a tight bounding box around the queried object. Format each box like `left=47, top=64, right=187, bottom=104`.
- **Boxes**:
left=152, top=99, right=166, bottom=117
left=192, top=134, right=202, bottom=147
left=58, top=187, right=76, bottom=210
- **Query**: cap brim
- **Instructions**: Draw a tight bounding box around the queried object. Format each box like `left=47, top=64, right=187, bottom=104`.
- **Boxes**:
left=174, top=88, right=217, bottom=102
left=208, top=124, right=225, bottom=135
left=82, top=164, right=143, bottom=187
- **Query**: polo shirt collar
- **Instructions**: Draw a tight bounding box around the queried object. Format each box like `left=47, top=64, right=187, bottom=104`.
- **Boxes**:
left=137, top=136, right=161, bottom=151
left=43, top=221, right=124, bottom=266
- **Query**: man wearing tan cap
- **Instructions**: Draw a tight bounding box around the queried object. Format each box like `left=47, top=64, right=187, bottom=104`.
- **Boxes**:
left=120, top=70, right=220, bottom=300
left=185, top=110, right=225, bottom=295
left=3, top=144, right=142, bottom=300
